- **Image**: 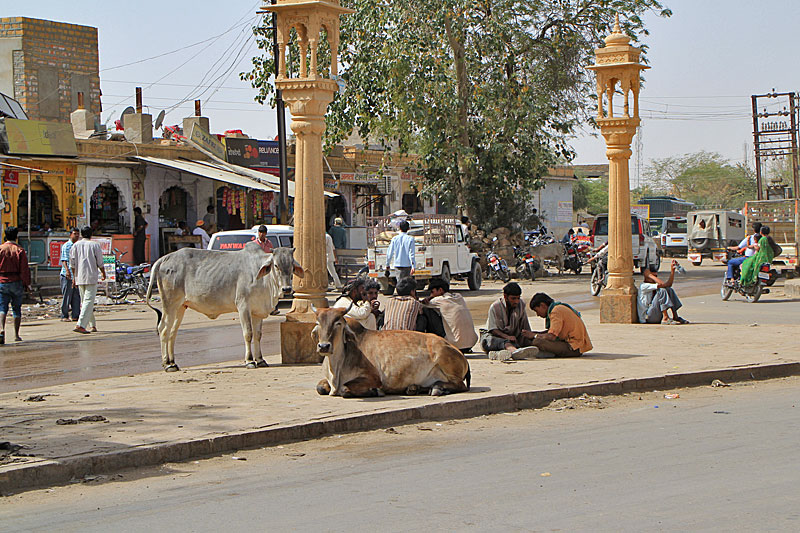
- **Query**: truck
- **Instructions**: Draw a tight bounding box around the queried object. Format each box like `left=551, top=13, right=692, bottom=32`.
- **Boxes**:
left=745, top=198, right=800, bottom=276
left=367, top=215, right=482, bottom=295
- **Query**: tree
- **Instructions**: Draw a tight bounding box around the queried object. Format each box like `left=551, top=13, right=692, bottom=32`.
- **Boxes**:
left=243, top=0, right=670, bottom=229
left=643, top=151, right=757, bottom=209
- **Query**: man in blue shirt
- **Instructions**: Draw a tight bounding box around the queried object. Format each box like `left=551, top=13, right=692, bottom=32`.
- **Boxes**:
left=725, top=222, right=761, bottom=284
left=385, top=219, right=416, bottom=284
left=59, top=228, right=81, bottom=322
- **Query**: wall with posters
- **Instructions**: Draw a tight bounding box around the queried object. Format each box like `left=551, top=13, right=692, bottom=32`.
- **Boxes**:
left=1, top=161, right=80, bottom=231
left=529, top=176, right=576, bottom=237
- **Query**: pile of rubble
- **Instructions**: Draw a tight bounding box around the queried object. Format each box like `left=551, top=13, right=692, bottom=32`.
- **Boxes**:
left=467, top=226, right=526, bottom=267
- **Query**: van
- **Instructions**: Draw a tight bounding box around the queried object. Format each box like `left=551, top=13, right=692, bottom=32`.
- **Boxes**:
left=686, top=210, right=744, bottom=266
left=591, top=213, right=660, bottom=272
left=207, top=225, right=294, bottom=251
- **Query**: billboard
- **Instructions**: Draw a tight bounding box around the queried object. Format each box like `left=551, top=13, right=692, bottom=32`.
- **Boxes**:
left=224, top=137, right=260, bottom=167
left=257, top=140, right=280, bottom=167
left=188, top=123, right=226, bottom=161
left=4, top=118, right=78, bottom=157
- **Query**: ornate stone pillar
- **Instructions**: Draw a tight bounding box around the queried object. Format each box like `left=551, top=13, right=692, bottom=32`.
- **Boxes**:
left=588, top=15, right=649, bottom=323
left=264, top=0, right=353, bottom=362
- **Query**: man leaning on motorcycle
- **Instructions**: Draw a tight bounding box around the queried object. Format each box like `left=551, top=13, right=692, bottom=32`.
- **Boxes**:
left=725, top=222, right=761, bottom=286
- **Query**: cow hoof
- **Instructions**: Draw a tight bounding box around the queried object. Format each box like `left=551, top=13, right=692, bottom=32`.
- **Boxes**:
left=245, top=362, right=257, bottom=369
left=164, top=364, right=180, bottom=373
left=256, top=360, right=269, bottom=368
left=405, top=384, right=420, bottom=396
left=316, top=380, right=331, bottom=396
left=372, top=388, right=385, bottom=397
left=430, top=386, right=446, bottom=397
left=341, top=386, right=353, bottom=398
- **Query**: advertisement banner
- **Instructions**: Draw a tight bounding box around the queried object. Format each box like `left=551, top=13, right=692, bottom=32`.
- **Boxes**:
left=631, top=204, right=650, bottom=220
left=556, top=201, right=573, bottom=222
left=103, top=255, right=116, bottom=282
left=49, top=240, right=68, bottom=268
left=4, top=118, right=78, bottom=157
left=2, top=169, right=19, bottom=187
left=224, top=137, right=260, bottom=167
left=257, top=140, right=280, bottom=167
left=188, top=123, right=226, bottom=161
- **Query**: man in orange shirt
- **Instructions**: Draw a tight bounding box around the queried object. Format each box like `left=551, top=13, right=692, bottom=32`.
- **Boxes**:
left=525, top=292, right=592, bottom=358
left=0, top=227, right=31, bottom=344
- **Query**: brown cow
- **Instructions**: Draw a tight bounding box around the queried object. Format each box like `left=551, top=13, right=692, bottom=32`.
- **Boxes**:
left=312, top=307, right=471, bottom=398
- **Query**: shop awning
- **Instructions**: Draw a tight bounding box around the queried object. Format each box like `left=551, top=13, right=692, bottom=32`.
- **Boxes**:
left=132, top=156, right=338, bottom=198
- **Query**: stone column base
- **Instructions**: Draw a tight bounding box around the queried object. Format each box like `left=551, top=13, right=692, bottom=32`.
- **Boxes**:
left=280, top=300, right=323, bottom=365
left=600, top=288, right=638, bottom=324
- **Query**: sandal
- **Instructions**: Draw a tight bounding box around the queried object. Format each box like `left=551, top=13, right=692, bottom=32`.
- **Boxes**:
left=674, top=317, right=690, bottom=324
left=663, top=319, right=678, bottom=325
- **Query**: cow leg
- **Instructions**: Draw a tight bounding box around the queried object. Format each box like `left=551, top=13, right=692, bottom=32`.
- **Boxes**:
left=430, top=379, right=469, bottom=396
left=251, top=316, right=268, bottom=368
left=341, top=376, right=384, bottom=398
left=238, top=305, right=256, bottom=367
left=159, top=303, right=185, bottom=372
left=316, top=379, right=332, bottom=395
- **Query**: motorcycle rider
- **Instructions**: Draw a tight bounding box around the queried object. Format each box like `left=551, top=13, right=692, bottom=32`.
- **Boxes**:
left=725, top=222, right=762, bottom=286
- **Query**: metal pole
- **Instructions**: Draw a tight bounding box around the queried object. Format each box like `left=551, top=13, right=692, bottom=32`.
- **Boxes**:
left=752, top=95, right=763, bottom=200
left=272, top=0, right=289, bottom=224
left=27, top=171, right=31, bottom=250
left=791, top=92, right=800, bottom=199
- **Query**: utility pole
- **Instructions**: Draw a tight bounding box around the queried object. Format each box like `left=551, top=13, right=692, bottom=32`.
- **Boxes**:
left=272, top=0, right=290, bottom=224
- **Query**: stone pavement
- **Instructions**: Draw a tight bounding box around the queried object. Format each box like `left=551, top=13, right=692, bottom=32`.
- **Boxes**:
left=1, top=287, right=799, bottom=492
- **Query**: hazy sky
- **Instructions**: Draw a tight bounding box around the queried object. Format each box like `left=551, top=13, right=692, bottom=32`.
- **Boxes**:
left=11, top=0, right=800, bottom=179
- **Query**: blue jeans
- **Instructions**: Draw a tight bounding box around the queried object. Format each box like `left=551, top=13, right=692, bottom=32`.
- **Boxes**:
left=0, top=281, right=24, bottom=318
left=727, top=256, right=746, bottom=279
left=60, top=275, right=81, bottom=319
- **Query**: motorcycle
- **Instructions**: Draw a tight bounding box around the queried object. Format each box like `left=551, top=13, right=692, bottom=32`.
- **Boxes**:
left=589, top=254, right=608, bottom=296
left=513, top=246, right=540, bottom=281
left=563, top=241, right=587, bottom=275
left=110, top=249, right=150, bottom=302
left=721, top=254, right=777, bottom=303
left=486, top=249, right=511, bottom=282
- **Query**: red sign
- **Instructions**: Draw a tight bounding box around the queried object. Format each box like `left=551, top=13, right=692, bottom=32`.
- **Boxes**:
left=2, top=170, right=19, bottom=187
left=49, top=240, right=68, bottom=268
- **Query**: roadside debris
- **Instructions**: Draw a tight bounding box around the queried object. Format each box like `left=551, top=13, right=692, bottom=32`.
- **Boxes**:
left=548, top=394, right=605, bottom=411
left=56, top=415, right=108, bottom=425
left=24, top=394, right=56, bottom=402
left=711, top=379, right=730, bottom=388
left=231, top=456, right=247, bottom=461
left=664, top=393, right=680, bottom=400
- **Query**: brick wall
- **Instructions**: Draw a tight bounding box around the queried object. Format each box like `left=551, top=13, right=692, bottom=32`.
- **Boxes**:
left=0, top=17, right=100, bottom=122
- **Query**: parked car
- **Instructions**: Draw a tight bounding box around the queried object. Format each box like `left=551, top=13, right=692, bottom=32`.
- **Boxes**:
left=658, top=216, right=688, bottom=257
left=686, top=210, right=745, bottom=266
left=207, top=225, right=294, bottom=251
left=591, top=213, right=660, bottom=273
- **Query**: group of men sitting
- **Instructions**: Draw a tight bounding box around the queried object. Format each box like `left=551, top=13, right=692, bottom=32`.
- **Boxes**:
left=332, top=278, right=595, bottom=361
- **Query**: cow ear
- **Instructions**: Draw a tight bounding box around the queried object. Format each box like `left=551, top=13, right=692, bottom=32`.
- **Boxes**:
left=257, top=258, right=274, bottom=279
left=293, top=260, right=304, bottom=278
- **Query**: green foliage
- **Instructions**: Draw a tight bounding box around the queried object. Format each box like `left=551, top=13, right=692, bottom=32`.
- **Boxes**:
left=573, top=177, right=609, bottom=215
left=643, top=151, right=757, bottom=209
left=243, top=0, right=670, bottom=228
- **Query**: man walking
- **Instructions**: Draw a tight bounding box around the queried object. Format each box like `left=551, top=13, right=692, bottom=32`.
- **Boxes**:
left=59, top=228, right=81, bottom=322
left=325, top=232, right=342, bottom=289
left=328, top=217, right=347, bottom=250
left=70, top=226, right=106, bottom=334
left=385, top=219, right=415, bottom=284
left=0, top=227, right=31, bottom=344
left=133, top=206, right=148, bottom=265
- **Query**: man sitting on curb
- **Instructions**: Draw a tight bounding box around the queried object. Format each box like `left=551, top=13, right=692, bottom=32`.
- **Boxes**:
left=528, top=292, right=593, bottom=358
left=381, top=277, right=446, bottom=337
left=424, top=278, right=478, bottom=353
left=480, top=282, right=539, bottom=361
left=638, top=260, right=689, bottom=324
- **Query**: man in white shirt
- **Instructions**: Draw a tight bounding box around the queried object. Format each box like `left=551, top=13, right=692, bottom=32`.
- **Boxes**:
left=325, top=232, right=342, bottom=289
left=69, top=226, right=106, bottom=334
left=725, top=222, right=762, bottom=283
left=193, top=220, right=211, bottom=249
left=332, top=279, right=376, bottom=330
left=424, top=278, right=478, bottom=353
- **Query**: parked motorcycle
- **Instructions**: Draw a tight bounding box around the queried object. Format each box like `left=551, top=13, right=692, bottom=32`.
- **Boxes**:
left=563, top=241, right=587, bottom=275
left=110, top=249, right=150, bottom=301
left=486, top=249, right=511, bottom=282
left=589, top=255, right=608, bottom=296
left=721, top=256, right=777, bottom=303
left=513, top=246, right=540, bottom=281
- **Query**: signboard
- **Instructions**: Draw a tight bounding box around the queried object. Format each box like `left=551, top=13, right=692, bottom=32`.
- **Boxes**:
left=339, top=172, right=383, bottom=184
left=224, top=137, right=260, bottom=167
left=4, top=118, right=78, bottom=157
left=2, top=169, right=19, bottom=187
left=258, top=140, right=281, bottom=167
left=556, top=201, right=573, bottom=222
left=49, top=239, right=68, bottom=268
left=92, top=237, right=115, bottom=282
left=188, top=123, right=226, bottom=161
left=631, top=204, right=650, bottom=220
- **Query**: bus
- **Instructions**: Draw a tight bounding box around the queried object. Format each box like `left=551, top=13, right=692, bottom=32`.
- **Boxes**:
left=637, top=196, right=695, bottom=229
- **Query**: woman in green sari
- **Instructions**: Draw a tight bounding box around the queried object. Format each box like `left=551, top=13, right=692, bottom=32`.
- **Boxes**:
left=739, top=226, right=775, bottom=286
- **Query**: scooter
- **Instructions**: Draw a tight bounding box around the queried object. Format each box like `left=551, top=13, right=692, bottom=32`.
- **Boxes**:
left=513, top=246, right=540, bottom=281
left=721, top=258, right=777, bottom=303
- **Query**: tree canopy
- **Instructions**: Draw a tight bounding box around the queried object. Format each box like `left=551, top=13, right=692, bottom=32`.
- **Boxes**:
left=244, top=0, right=670, bottom=229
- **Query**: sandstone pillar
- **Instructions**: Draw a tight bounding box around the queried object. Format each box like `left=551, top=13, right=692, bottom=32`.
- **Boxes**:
left=588, top=15, right=649, bottom=323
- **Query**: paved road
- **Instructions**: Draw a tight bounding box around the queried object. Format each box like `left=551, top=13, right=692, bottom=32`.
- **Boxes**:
left=3, top=377, right=798, bottom=531
left=0, top=265, right=727, bottom=393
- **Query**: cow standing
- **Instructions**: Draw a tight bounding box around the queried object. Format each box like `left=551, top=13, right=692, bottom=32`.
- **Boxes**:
left=145, top=243, right=302, bottom=371
left=313, top=307, right=470, bottom=397
left=530, top=242, right=565, bottom=274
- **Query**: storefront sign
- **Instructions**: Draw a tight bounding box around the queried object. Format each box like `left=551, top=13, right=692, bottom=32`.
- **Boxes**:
left=92, top=237, right=115, bottom=282
left=2, top=170, right=19, bottom=187
left=339, top=172, right=383, bottom=184
left=556, top=201, right=573, bottom=222
left=49, top=240, right=68, bottom=268
left=188, top=123, right=226, bottom=161
left=258, top=140, right=281, bottom=167
left=224, top=137, right=260, bottom=167
left=631, top=204, right=650, bottom=220
left=4, top=118, right=78, bottom=157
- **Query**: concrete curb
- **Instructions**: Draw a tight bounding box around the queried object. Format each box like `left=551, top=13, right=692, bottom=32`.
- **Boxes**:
left=2, top=361, right=799, bottom=494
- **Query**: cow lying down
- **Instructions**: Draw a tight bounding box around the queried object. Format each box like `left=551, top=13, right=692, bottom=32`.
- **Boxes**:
left=313, top=307, right=471, bottom=397
left=146, top=243, right=302, bottom=371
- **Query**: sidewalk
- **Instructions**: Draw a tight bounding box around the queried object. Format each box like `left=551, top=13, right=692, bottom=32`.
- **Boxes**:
left=2, top=290, right=799, bottom=493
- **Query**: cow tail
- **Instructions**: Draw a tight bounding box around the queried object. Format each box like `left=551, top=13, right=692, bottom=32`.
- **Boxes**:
left=465, top=364, right=471, bottom=390
left=145, top=257, right=163, bottom=327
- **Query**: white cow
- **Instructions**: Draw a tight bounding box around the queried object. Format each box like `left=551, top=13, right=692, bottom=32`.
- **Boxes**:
left=145, top=243, right=303, bottom=371
left=530, top=242, right=566, bottom=274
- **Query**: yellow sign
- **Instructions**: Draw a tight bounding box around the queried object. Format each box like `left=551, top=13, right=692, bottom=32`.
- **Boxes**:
left=4, top=118, right=78, bottom=157
left=188, top=123, right=226, bottom=161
